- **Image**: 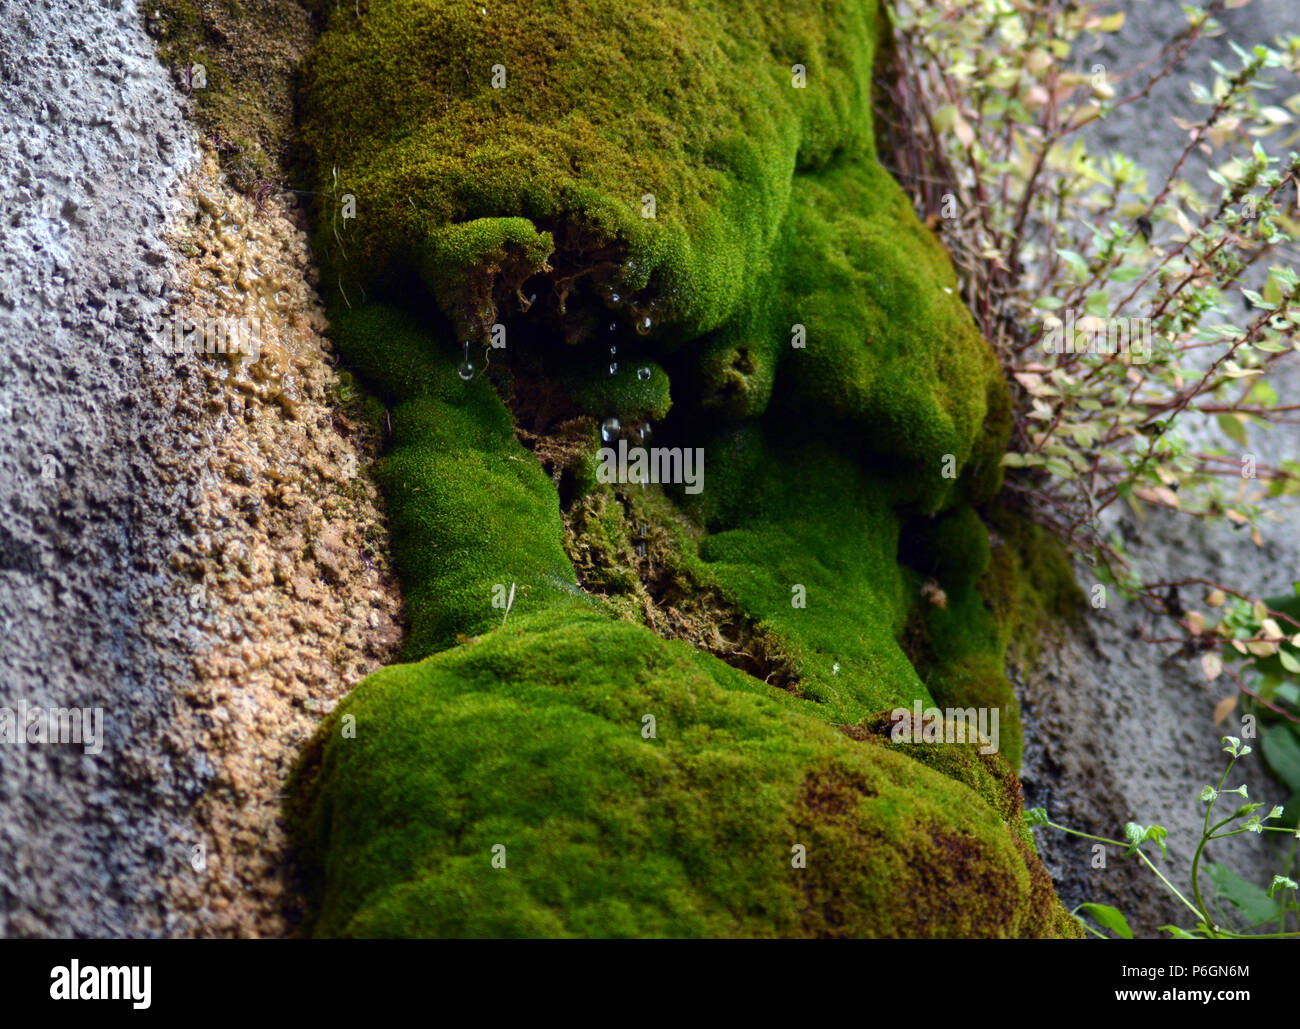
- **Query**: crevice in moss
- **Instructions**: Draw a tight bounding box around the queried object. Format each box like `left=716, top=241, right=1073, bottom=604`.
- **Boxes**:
left=561, top=482, right=805, bottom=696
left=501, top=343, right=802, bottom=693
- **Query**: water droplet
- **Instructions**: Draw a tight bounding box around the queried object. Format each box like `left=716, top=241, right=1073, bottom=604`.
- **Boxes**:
left=611, top=292, right=621, bottom=304
left=638, top=423, right=653, bottom=442
left=636, top=366, right=651, bottom=381
left=458, top=341, right=475, bottom=381
left=608, top=361, right=618, bottom=376
left=608, top=322, right=617, bottom=333
left=636, top=315, right=652, bottom=335
left=600, top=417, right=620, bottom=443
left=609, top=344, right=617, bottom=357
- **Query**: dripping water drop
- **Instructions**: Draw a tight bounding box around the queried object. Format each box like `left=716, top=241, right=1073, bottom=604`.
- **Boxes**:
left=457, top=341, right=476, bottom=381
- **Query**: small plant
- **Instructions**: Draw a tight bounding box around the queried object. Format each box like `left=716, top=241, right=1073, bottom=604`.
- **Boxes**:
left=1193, top=585, right=1300, bottom=823
left=882, top=0, right=1300, bottom=926
left=881, top=0, right=1300, bottom=602
left=1028, top=736, right=1300, bottom=938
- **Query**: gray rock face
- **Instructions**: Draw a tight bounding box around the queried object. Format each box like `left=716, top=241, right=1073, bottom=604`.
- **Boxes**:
left=0, top=0, right=202, bottom=936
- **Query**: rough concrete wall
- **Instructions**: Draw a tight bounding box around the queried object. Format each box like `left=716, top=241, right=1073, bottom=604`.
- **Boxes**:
left=0, top=0, right=206, bottom=935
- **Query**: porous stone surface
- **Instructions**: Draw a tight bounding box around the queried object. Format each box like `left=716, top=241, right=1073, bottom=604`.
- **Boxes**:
left=0, top=0, right=206, bottom=937
left=0, top=0, right=400, bottom=937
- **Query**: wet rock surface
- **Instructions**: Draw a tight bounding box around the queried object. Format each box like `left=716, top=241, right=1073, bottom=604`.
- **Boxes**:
left=2, top=0, right=1297, bottom=938
left=0, top=0, right=204, bottom=937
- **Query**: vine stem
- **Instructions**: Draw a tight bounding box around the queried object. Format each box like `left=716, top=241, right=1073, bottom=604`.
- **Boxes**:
left=1042, top=820, right=1205, bottom=925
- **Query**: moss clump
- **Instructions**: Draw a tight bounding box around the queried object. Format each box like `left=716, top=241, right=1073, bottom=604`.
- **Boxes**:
left=288, top=605, right=1077, bottom=938
left=560, top=357, right=671, bottom=423
left=304, top=1, right=1004, bottom=513
left=986, top=505, right=1088, bottom=673
left=327, top=303, right=589, bottom=660
left=287, top=0, right=1072, bottom=938
left=302, top=0, right=880, bottom=339
left=900, top=505, right=1088, bottom=770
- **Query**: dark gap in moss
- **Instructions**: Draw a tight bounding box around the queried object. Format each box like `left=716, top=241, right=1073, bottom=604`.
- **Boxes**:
left=556, top=481, right=805, bottom=697
left=526, top=216, right=629, bottom=344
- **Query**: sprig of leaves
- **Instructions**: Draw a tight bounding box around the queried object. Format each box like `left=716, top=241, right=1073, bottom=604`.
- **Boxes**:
left=1027, top=736, right=1300, bottom=938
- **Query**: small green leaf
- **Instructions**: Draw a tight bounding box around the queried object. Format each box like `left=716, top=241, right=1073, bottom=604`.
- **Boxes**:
left=1024, top=806, right=1050, bottom=828
left=1205, top=863, right=1280, bottom=926
left=1056, top=248, right=1090, bottom=279
left=1123, top=822, right=1168, bottom=858
left=1077, top=902, right=1134, bottom=939
left=1262, top=725, right=1300, bottom=793
left=1217, top=412, right=1250, bottom=446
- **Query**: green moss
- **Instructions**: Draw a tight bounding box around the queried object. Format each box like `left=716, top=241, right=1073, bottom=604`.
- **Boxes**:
left=901, top=505, right=992, bottom=592
left=561, top=357, right=671, bottom=422
left=988, top=505, right=1088, bottom=670
left=900, top=505, right=1088, bottom=770
left=681, top=425, right=927, bottom=723
left=328, top=304, right=588, bottom=660
left=286, top=0, right=1071, bottom=938
left=148, top=1, right=317, bottom=192
left=302, top=0, right=881, bottom=339
left=288, top=605, right=1077, bottom=938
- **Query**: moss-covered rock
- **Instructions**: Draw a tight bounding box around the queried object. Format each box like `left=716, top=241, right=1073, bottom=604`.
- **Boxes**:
left=287, top=0, right=1076, bottom=938
left=288, top=605, right=1076, bottom=938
